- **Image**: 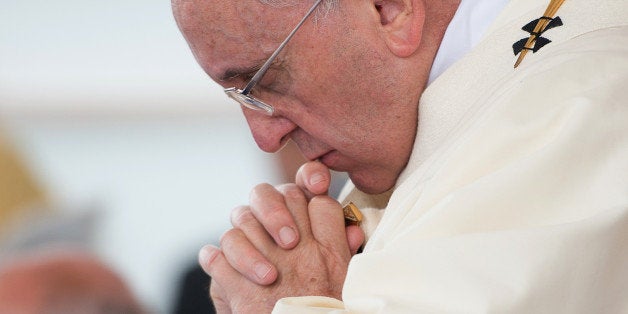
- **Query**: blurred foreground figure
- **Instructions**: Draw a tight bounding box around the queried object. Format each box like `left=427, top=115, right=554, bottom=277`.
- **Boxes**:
left=0, top=251, right=144, bottom=314
left=0, top=133, right=144, bottom=314
left=0, top=132, right=46, bottom=239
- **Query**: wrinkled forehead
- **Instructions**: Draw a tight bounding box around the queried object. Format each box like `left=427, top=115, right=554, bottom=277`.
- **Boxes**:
left=173, top=0, right=300, bottom=79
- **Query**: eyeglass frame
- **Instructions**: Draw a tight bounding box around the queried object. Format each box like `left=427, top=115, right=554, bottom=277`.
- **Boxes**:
left=224, top=0, right=324, bottom=116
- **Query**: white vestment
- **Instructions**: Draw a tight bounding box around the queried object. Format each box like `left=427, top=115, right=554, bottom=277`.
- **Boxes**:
left=274, top=0, right=628, bottom=312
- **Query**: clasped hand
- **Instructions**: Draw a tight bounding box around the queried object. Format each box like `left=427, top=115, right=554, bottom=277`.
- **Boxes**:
left=199, top=161, right=365, bottom=313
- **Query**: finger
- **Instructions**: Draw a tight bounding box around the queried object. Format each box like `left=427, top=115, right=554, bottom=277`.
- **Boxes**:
left=199, top=245, right=245, bottom=288
left=295, top=161, right=331, bottom=199
left=208, top=279, right=231, bottom=314
left=249, top=183, right=299, bottom=249
left=307, top=196, right=350, bottom=255
left=220, top=228, right=278, bottom=285
left=345, top=225, right=365, bottom=255
left=276, top=183, right=312, bottom=239
left=230, top=205, right=275, bottom=249
left=199, top=245, right=243, bottom=312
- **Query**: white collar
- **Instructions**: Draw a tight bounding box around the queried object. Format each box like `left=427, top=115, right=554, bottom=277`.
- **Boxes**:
left=428, top=0, right=510, bottom=84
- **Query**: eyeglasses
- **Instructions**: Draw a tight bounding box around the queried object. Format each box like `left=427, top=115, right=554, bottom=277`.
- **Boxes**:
left=224, top=0, right=324, bottom=116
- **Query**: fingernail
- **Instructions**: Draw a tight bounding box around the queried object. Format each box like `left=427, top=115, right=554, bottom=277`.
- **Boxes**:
left=254, top=262, right=272, bottom=281
left=279, top=226, right=297, bottom=246
left=309, top=173, right=326, bottom=186
left=198, top=245, right=219, bottom=267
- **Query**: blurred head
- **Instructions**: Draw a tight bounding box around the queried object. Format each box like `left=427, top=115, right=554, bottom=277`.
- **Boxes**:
left=0, top=250, right=144, bottom=314
left=173, top=0, right=457, bottom=193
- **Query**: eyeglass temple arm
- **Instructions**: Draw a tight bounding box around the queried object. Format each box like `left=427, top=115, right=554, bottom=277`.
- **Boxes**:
left=242, top=0, right=324, bottom=95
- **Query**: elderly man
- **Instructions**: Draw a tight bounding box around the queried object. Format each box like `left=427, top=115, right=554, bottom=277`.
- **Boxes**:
left=173, top=0, right=628, bottom=312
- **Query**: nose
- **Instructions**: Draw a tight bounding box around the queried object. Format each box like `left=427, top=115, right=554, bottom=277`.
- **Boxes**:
left=242, top=109, right=297, bottom=153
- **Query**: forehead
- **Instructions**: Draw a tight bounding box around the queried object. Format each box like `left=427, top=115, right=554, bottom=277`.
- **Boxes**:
left=173, top=0, right=300, bottom=80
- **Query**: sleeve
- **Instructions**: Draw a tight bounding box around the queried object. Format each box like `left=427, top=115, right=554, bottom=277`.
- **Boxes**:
left=273, top=296, right=345, bottom=314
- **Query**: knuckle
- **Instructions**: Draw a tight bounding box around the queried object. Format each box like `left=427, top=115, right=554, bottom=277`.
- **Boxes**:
left=310, top=195, right=338, bottom=207
left=219, top=228, right=239, bottom=247
left=262, top=203, right=288, bottom=221
left=209, top=285, right=219, bottom=299
left=250, top=183, right=274, bottom=199
left=218, top=231, right=250, bottom=271
left=231, top=206, right=256, bottom=227
left=209, top=284, right=225, bottom=304
left=252, top=199, right=287, bottom=219
left=277, top=183, right=304, bottom=201
left=250, top=183, right=280, bottom=206
left=198, top=245, right=221, bottom=274
left=275, top=182, right=294, bottom=191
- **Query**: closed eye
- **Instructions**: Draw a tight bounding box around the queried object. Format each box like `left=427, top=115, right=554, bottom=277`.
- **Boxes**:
left=219, top=65, right=260, bottom=83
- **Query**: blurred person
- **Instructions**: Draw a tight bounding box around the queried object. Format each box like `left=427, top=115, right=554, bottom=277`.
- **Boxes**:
left=0, top=131, right=47, bottom=239
left=0, top=133, right=144, bottom=314
left=0, top=250, right=144, bottom=314
left=173, top=0, right=628, bottom=312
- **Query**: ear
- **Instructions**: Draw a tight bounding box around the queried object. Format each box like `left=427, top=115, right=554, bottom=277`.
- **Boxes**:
left=373, top=0, right=424, bottom=57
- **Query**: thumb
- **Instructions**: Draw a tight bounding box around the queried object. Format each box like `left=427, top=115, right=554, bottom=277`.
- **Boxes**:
left=295, top=161, right=331, bottom=200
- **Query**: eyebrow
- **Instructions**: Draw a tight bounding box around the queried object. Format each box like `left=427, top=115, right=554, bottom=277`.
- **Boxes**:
left=219, top=65, right=260, bottom=82
left=219, top=52, right=287, bottom=83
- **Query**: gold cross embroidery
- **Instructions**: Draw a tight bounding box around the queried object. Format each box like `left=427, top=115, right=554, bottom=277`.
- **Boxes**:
left=514, top=0, right=567, bottom=68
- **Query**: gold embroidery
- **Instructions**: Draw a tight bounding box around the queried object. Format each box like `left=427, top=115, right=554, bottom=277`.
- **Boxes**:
left=514, top=0, right=567, bottom=68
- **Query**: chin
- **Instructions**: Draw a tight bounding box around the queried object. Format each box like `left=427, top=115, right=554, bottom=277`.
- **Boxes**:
left=349, top=171, right=396, bottom=195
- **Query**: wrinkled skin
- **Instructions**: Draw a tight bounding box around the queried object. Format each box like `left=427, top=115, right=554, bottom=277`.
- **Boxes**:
left=200, top=180, right=359, bottom=313
left=172, top=0, right=426, bottom=194
left=173, top=0, right=459, bottom=312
